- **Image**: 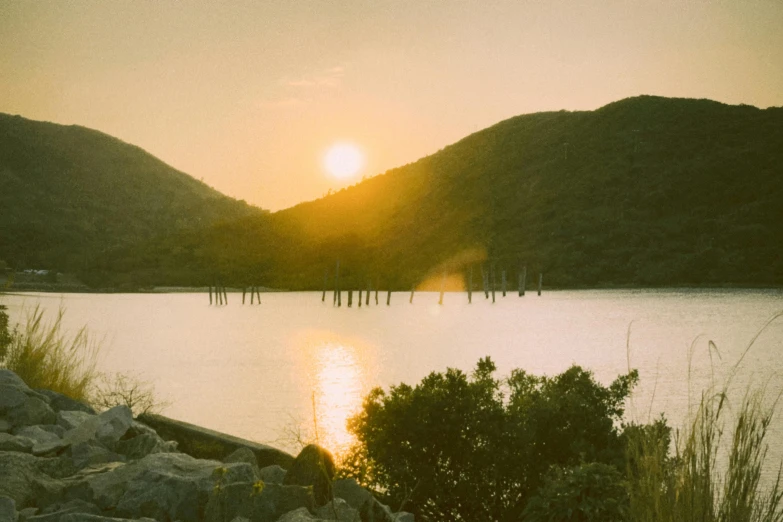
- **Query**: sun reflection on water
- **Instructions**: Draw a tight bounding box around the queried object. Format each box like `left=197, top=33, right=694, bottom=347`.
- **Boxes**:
left=294, top=332, right=374, bottom=457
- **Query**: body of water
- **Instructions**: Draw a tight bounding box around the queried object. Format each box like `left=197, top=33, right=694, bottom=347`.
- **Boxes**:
left=3, top=289, right=782, bottom=461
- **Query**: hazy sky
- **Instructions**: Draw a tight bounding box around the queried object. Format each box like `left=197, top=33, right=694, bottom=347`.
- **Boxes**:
left=2, top=1, right=782, bottom=210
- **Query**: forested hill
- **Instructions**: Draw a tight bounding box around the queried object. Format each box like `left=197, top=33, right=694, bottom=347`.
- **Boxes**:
left=80, top=96, right=783, bottom=289
left=0, top=113, right=259, bottom=271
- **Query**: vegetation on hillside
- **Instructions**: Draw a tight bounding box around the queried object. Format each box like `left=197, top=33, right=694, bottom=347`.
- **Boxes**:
left=0, top=113, right=260, bottom=273
left=84, top=96, right=783, bottom=290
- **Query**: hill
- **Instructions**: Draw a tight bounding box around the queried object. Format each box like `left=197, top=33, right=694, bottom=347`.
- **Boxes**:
left=0, top=113, right=259, bottom=271
left=81, top=96, right=783, bottom=289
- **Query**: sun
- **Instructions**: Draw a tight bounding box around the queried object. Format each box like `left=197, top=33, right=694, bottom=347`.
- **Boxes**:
left=323, top=143, right=364, bottom=180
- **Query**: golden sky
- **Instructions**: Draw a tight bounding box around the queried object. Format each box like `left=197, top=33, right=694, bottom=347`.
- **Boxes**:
left=1, top=1, right=781, bottom=210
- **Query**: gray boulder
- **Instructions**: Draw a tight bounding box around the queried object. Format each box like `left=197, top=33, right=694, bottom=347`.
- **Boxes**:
left=59, top=516, right=157, bottom=522
left=13, top=427, right=61, bottom=447
left=314, top=498, right=361, bottom=522
left=259, top=465, right=287, bottom=484
left=332, top=479, right=412, bottom=522
left=283, top=445, right=336, bottom=506
left=62, top=406, right=132, bottom=451
left=34, top=391, right=95, bottom=415
left=204, top=481, right=315, bottom=522
left=115, top=432, right=177, bottom=461
left=17, top=508, right=37, bottom=522
left=0, top=496, right=18, bottom=522
left=56, top=412, right=95, bottom=432
left=0, top=419, right=11, bottom=433
left=223, top=447, right=260, bottom=479
left=277, top=507, right=329, bottom=521
left=0, top=451, right=67, bottom=508
left=69, top=442, right=125, bottom=470
left=0, top=434, right=34, bottom=454
left=0, top=371, right=27, bottom=389
left=27, top=499, right=100, bottom=522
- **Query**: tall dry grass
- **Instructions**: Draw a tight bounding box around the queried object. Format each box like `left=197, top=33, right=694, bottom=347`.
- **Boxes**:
left=626, top=311, right=783, bottom=522
left=1, top=305, right=100, bottom=403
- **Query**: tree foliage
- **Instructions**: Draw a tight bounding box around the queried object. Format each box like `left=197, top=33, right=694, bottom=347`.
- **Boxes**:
left=345, top=357, right=638, bottom=521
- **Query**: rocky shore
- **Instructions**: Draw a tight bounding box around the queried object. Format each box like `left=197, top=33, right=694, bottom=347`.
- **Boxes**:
left=0, top=369, right=413, bottom=522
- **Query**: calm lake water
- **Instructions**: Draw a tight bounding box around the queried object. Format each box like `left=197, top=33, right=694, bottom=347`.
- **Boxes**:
left=3, top=289, right=783, bottom=463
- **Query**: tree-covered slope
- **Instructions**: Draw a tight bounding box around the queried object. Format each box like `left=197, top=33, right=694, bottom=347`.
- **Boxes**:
left=0, top=113, right=259, bottom=270
left=82, top=96, right=783, bottom=289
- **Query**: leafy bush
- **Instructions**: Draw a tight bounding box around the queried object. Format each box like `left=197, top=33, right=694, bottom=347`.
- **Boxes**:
left=522, top=462, right=628, bottom=522
left=346, top=357, right=638, bottom=521
left=91, top=371, right=167, bottom=416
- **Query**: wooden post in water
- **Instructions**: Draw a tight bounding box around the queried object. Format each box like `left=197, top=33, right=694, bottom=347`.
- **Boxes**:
left=322, top=270, right=328, bottom=302
left=438, top=271, right=446, bottom=305
left=519, top=265, right=526, bottom=297
left=538, top=273, right=543, bottom=296
left=358, top=289, right=363, bottom=307
left=333, top=261, right=340, bottom=306
left=223, top=286, right=228, bottom=305
left=482, top=265, right=489, bottom=299
left=348, top=290, right=353, bottom=307
left=491, top=264, right=496, bottom=303
left=409, top=285, right=415, bottom=304
left=209, top=285, right=213, bottom=305
left=242, top=288, right=247, bottom=305
left=217, top=286, right=223, bottom=306
left=366, top=283, right=371, bottom=306
left=375, top=286, right=379, bottom=305
left=387, top=289, right=391, bottom=306
left=468, top=266, right=473, bottom=303
left=251, top=287, right=255, bottom=305
left=256, top=287, right=261, bottom=304
left=502, top=270, right=507, bottom=297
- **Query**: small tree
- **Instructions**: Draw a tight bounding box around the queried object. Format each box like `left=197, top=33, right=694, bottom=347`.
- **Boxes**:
left=346, top=358, right=638, bottom=521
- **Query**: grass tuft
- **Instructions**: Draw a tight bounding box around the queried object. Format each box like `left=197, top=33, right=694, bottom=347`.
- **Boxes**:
left=1, top=305, right=100, bottom=403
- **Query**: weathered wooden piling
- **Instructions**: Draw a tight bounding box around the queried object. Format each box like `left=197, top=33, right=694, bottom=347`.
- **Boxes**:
left=491, top=264, right=496, bottom=303
left=366, top=284, right=371, bottom=306
left=348, top=290, right=353, bottom=307
left=375, top=287, right=379, bottom=305
left=519, top=265, right=526, bottom=297
left=217, top=286, right=223, bottom=306
left=538, top=273, right=543, bottom=296
left=209, top=285, right=213, bottom=305
left=322, top=270, right=328, bottom=302
left=250, top=287, right=255, bottom=305
left=438, top=271, right=446, bottom=305
left=409, top=285, right=415, bottom=304
left=358, top=289, right=363, bottom=307
left=482, top=265, right=489, bottom=299
left=468, top=266, right=473, bottom=303
left=387, top=289, right=391, bottom=306
left=256, top=287, right=261, bottom=304
left=242, top=288, right=247, bottom=305
left=333, top=261, right=340, bottom=306
left=502, top=270, right=507, bottom=297
left=223, top=286, right=228, bottom=305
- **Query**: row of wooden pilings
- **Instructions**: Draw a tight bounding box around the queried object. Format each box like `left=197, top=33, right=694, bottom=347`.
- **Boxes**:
left=208, top=285, right=262, bottom=306
left=322, top=262, right=543, bottom=307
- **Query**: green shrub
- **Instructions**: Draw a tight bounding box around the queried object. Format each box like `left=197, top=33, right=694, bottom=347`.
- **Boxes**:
left=1, top=305, right=99, bottom=403
left=346, top=357, right=638, bottom=521
left=522, top=462, right=629, bottom=522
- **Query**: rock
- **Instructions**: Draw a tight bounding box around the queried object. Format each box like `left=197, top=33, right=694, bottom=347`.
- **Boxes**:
left=31, top=440, right=70, bottom=458
left=6, top=397, right=56, bottom=430
left=0, top=387, right=28, bottom=413
left=0, top=434, right=34, bottom=454
left=283, top=445, right=336, bottom=506
left=332, top=479, right=410, bottom=522
left=392, top=513, right=414, bottom=522
left=27, top=499, right=99, bottom=522
left=223, top=447, right=260, bottom=479
left=276, top=507, right=328, bottom=521
left=0, top=371, right=28, bottom=389
left=17, top=508, right=37, bottom=522
left=314, top=498, right=361, bottom=522
left=0, top=419, right=11, bottom=434
left=56, top=412, right=94, bottom=432
left=69, top=442, right=125, bottom=470
left=13, top=427, right=61, bottom=447
left=115, top=432, right=177, bottom=461
left=0, top=496, right=18, bottom=522
left=63, top=406, right=132, bottom=451
left=204, top=482, right=315, bottom=522
left=0, top=451, right=66, bottom=507
left=34, top=391, right=95, bottom=415
left=229, top=517, right=250, bottom=522
left=259, top=464, right=287, bottom=484
left=58, top=516, right=157, bottom=522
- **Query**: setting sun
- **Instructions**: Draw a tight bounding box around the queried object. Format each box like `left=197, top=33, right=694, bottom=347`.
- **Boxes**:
left=324, top=143, right=364, bottom=180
